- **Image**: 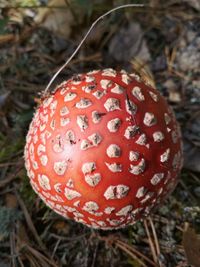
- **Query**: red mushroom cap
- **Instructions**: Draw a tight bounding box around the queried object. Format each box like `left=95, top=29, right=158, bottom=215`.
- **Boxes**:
left=24, top=69, right=183, bottom=230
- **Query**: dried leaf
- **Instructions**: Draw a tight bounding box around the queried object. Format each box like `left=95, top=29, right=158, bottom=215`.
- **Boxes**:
left=34, top=0, right=75, bottom=38
left=183, top=225, right=200, bottom=267
left=109, top=22, right=151, bottom=63
left=183, top=0, right=200, bottom=11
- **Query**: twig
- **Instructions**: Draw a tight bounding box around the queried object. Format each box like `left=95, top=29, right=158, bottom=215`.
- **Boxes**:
left=189, top=172, right=200, bottom=186
left=148, top=217, right=163, bottom=267
left=91, top=240, right=99, bottom=267
left=17, top=256, right=25, bottom=267
left=116, top=242, right=148, bottom=267
left=51, top=238, right=61, bottom=260
left=44, top=3, right=145, bottom=93
left=143, top=219, right=158, bottom=265
left=116, top=239, right=158, bottom=267
left=50, top=232, right=88, bottom=241
left=10, top=231, right=17, bottom=267
left=148, top=217, right=160, bottom=256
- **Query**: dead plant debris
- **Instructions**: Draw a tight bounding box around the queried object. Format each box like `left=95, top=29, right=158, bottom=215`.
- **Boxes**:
left=0, top=0, right=199, bottom=266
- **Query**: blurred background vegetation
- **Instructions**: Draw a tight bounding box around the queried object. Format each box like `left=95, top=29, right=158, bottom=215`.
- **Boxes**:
left=0, top=0, right=200, bottom=266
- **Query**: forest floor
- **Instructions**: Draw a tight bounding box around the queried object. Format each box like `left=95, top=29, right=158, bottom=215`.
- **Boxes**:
left=0, top=1, right=200, bottom=267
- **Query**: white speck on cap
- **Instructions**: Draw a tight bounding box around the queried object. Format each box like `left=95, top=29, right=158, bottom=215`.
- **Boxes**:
left=153, top=131, right=164, bottom=142
left=40, top=155, right=48, bottom=166
left=135, top=134, right=147, bottom=146
left=116, top=205, right=133, bottom=216
left=105, top=162, right=122, bottom=172
left=164, top=113, right=171, bottom=125
left=54, top=161, right=67, bottom=175
left=129, top=158, right=145, bottom=175
left=88, top=133, right=102, bottom=146
left=77, top=115, right=88, bottom=131
left=60, top=106, right=69, bottom=116
left=85, top=173, right=101, bottom=187
left=150, top=173, right=164, bottom=185
left=160, top=148, right=170, bottom=162
left=132, top=86, right=145, bottom=101
left=129, top=151, right=139, bottom=161
left=92, top=90, right=105, bottom=99
left=104, top=98, right=120, bottom=112
left=80, top=140, right=92, bottom=150
left=125, top=99, right=137, bottom=115
left=104, top=207, right=115, bottom=214
left=83, top=201, right=99, bottom=214
left=64, top=92, right=77, bottom=102
left=104, top=185, right=129, bottom=200
left=38, top=174, right=51, bottom=191
left=82, top=162, right=96, bottom=174
left=121, top=73, right=131, bottom=84
left=64, top=188, right=81, bottom=200
left=76, top=98, right=92, bottom=109
left=85, top=75, right=95, bottom=83
left=107, top=118, right=121, bottom=132
left=111, top=84, right=124, bottom=94
left=143, top=112, right=157, bottom=127
left=60, top=118, right=70, bottom=127
left=100, top=79, right=113, bottom=89
left=102, top=68, right=117, bottom=77
left=106, top=144, right=121, bottom=158
left=149, top=91, right=158, bottom=102
left=92, top=111, right=102, bottom=124
left=124, top=125, right=138, bottom=139
left=136, top=186, right=147, bottom=198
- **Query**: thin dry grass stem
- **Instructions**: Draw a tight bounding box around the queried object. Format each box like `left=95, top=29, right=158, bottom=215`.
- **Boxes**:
left=50, top=232, right=88, bottom=241
left=26, top=244, right=58, bottom=267
left=51, top=239, right=61, bottom=259
left=91, top=240, right=99, bottom=267
left=17, top=257, right=25, bottom=267
left=44, top=3, right=145, bottom=93
left=143, top=219, right=158, bottom=265
left=10, top=231, right=17, bottom=267
left=171, top=69, right=190, bottom=81
left=148, top=217, right=160, bottom=255
left=148, top=217, right=163, bottom=267
left=189, top=172, right=200, bottom=185
left=166, top=46, right=178, bottom=73
left=116, top=239, right=157, bottom=267
left=116, top=242, right=148, bottom=267
left=18, top=242, right=59, bottom=267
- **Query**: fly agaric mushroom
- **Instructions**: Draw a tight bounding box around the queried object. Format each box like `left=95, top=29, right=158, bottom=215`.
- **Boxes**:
left=24, top=68, right=183, bottom=230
